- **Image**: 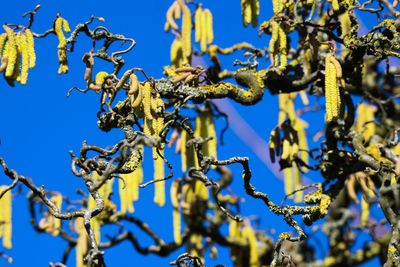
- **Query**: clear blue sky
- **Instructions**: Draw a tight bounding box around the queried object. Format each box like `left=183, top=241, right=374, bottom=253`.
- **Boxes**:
left=0, top=1, right=379, bottom=266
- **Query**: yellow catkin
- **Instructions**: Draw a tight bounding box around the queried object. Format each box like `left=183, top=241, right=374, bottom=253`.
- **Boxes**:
left=25, top=29, right=36, bottom=68
left=285, top=93, right=297, bottom=122
left=0, top=187, right=12, bottom=249
left=241, top=0, right=252, bottom=27
left=119, top=148, right=143, bottom=214
left=164, top=1, right=180, bottom=32
left=194, top=179, right=208, bottom=200
left=181, top=130, right=188, bottom=172
left=0, top=33, right=8, bottom=58
left=171, top=37, right=184, bottom=68
left=88, top=171, right=114, bottom=243
left=143, top=117, right=153, bottom=136
left=125, top=145, right=144, bottom=202
left=62, top=18, right=71, bottom=32
left=292, top=165, right=302, bottom=203
left=294, top=119, right=309, bottom=171
left=281, top=139, right=291, bottom=160
left=154, top=147, right=165, bottom=207
left=195, top=114, right=204, bottom=138
left=54, top=16, right=70, bottom=74
left=269, top=21, right=279, bottom=66
left=325, top=54, right=340, bottom=122
left=203, top=9, right=214, bottom=45
left=278, top=94, right=287, bottom=125
left=200, top=9, right=208, bottom=53
left=195, top=112, right=208, bottom=155
left=128, top=73, right=139, bottom=94
left=243, top=225, right=259, bottom=267
left=181, top=4, right=192, bottom=60
left=181, top=183, right=193, bottom=211
left=229, top=219, right=241, bottom=240
left=142, top=82, right=153, bottom=121
left=154, top=116, right=164, bottom=138
left=360, top=196, right=369, bottom=226
left=283, top=166, right=293, bottom=196
left=188, top=234, right=203, bottom=259
left=180, top=130, right=197, bottom=172
left=132, top=162, right=143, bottom=201
left=54, top=17, right=66, bottom=47
left=206, top=112, right=217, bottom=160
left=12, top=48, right=21, bottom=82
left=250, top=0, right=260, bottom=27
left=50, top=193, right=63, bottom=236
left=272, top=0, right=283, bottom=13
left=3, top=26, right=17, bottom=78
left=173, top=1, right=181, bottom=20
left=194, top=111, right=217, bottom=159
left=75, top=217, right=88, bottom=267
left=356, top=103, right=376, bottom=142
left=339, top=11, right=351, bottom=56
left=87, top=199, right=101, bottom=244
left=16, top=32, right=29, bottom=85
left=172, top=208, right=181, bottom=244
left=332, top=0, right=340, bottom=11
left=170, top=180, right=182, bottom=244
left=153, top=98, right=165, bottom=137
left=119, top=173, right=134, bottom=214
left=278, top=24, right=287, bottom=68
left=195, top=7, right=202, bottom=43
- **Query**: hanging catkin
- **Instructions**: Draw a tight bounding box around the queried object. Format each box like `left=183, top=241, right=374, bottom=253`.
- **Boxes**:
left=0, top=186, right=12, bottom=249
left=205, top=112, right=217, bottom=160
left=200, top=8, right=208, bottom=53
left=278, top=93, right=297, bottom=125
left=142, top=82, right=153, bottom=121
left=119, top=174, right=133, bottom=214
left=16, top=32, right=29, bottom=84
left=170, top=37, right=184, bottom=68
left=25, top=29, right=36, bottom=68
left=54, top=16, right=70, bottom=74
left=241, top=0, right=259, bottom=27
left=181, top=4, right=192, bottom=61
left=0, top=33, right=7, bottom=58
left=278, top=24, right=287, bottom=68
left=153, top=147, right=166, bottom=207
left=360, top=196, right=369, bottom=227
left=293, top=165, right=302, bottom=203
left=3, top=26, right=17, bottom=78
left=131, top=146, right=144, bottom=202
left=194, top=111, right=217, bottom=159
left=50, top=193, right=63, bottom=236
left=164, top=1, right=181, bottom=32
left=272, top=0, right=284, bottom=14
left=195, top=8, right=214, bottom=52
left=75, top=217, right=88, bottom=267
left=243, top=224, right=259, bottom=267
left=170, top=180, right=182, bottom=244
left=194, top=179, right=209, bottom=200
left=356, top=103, right=376, bottom=142
left=180, top=130, right=197, bottom=172
left=119, top=147, right=143, bottom=214
left=294, top=119, right=309, bottom=171
left=325, top=53, right=342, bottom=122
left=283, top=166, right=293, bottom=197
left=88, top=171, right=114, bottom=243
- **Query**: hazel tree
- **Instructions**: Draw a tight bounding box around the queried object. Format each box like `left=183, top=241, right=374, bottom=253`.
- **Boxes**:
left=0, top=0, right=400, bottom=266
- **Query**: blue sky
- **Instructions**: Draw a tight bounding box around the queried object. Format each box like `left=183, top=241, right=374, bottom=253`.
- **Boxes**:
left=0, top=1, right=381, bottom=266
